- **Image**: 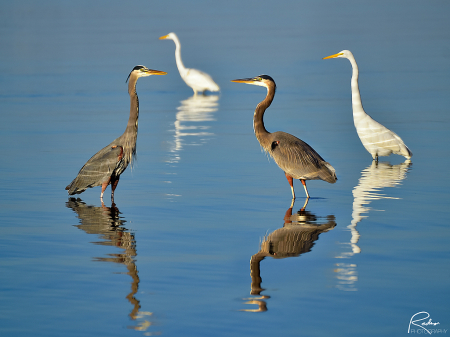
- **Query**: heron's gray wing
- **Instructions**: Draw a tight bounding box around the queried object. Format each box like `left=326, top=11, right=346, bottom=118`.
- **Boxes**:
left=271, top=135, right=336, bottom=183
left=66, top=146, right=123, bottom=195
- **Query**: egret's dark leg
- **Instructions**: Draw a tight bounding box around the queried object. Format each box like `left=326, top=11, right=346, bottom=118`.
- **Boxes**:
left=300, top=179, right=310, bottom=199
left=285, top=172, right=296, bottom=199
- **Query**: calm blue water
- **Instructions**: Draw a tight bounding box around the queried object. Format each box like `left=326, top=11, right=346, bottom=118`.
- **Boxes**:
left=1, top=1, right=450, bottom=336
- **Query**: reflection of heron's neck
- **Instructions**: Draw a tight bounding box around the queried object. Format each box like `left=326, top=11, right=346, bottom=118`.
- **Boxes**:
left=254, top=83, right=275, bottom=151
left=348, top=54, right=366, bottom=122
left=172, top=35, right=187, bottom=76
left=250, top=253, right=265, bottom=295
left=126, top=262, right=141, bottom=320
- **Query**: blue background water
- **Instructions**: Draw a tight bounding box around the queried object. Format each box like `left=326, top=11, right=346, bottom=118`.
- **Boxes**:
left=1, top=1, right=449, bottom=336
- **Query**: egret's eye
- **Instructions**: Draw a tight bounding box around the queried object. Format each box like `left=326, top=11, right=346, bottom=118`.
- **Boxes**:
left=255, top=77, right=262, bottom=81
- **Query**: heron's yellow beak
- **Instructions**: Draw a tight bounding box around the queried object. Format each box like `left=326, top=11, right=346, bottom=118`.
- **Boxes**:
left=231, top=78, right=256, bottom=84
left=146, top=69, right=167, bottom=75
left=323, top=53, right=343, bottom=59
left=159, top=34, right=169, bottom=40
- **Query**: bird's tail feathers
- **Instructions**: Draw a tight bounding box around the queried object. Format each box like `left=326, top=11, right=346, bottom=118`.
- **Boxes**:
left=322, top=162, right=338, bottom=184
left=65, top=180, right=86, bottom=195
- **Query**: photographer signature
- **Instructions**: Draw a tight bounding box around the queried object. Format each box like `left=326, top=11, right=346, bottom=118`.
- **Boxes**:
left=408, top=311, right=441, bottom=334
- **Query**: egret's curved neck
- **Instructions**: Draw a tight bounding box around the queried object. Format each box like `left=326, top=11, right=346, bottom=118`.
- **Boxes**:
left=171, top=36, right=187, bottom=75
left=348, top=55, right=366, bottom=120
left=254, top=83, right=275, bottom=151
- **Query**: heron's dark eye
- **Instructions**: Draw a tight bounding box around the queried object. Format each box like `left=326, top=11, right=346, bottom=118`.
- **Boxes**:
left=271, top=140, right=280, bottom=151
left=268, top=242, right=275, bottom=255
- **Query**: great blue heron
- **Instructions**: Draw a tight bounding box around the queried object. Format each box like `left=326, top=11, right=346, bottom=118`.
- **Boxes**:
left=231, top=75, right=337, bottom=199
left=159, top=32, right=220, bottom=95
left=323, top=50, right=412, bottom=161
left=66, top=66, right=167, bottom=200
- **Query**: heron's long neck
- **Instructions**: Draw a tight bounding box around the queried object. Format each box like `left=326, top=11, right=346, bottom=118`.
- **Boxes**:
left=172, top=37, right=187, bottom=75
left=123, top=75, right=139, bottom=163
left=349, top=56, right=367, bottom=122
left=254, top=84, right=275, bottom=151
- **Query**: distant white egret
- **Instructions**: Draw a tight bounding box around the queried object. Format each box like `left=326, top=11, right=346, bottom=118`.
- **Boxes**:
left=324, top=50, right=412, bottom=161
left=159, top=32, right=220, bottom=95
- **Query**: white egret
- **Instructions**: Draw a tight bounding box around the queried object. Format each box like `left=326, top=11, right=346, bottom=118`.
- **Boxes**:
left=159, top=32, right=220, bottom=95
left=324, top=50, right=412, bottom=161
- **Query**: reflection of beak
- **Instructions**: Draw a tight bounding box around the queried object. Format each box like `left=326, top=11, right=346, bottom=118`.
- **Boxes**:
left=240, top=299, right=268, bottom=312
left=146, top=69, right=167, bottom=76
left=231, top=78, right=256, bottom=84
left=159, top=34, right=169, bottom=40
left=323, top=52, right=343, bottom=59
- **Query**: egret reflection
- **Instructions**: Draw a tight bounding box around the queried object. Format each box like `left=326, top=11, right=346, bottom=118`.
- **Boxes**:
left=66, top=198, right=159, bottom=334
left=167, top=95, right=218, bottom=164
left=335, top=160, right=412, bottom=291
left=164, top=95, right=218, bottom=199
left=242, top=200, right=336, bottom=312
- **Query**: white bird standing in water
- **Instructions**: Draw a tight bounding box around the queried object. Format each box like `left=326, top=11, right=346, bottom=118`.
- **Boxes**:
left=159, top=32, right=220, bottom=95
left=324, top=50, right=412, bottom=161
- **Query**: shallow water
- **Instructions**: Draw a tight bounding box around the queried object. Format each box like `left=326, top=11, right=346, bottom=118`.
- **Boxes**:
left=1, top=1, right=450, bottom=336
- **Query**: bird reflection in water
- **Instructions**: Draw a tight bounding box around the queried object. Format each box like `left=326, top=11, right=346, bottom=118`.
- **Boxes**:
left=167, top=95, right=218, bottom=163
left=165, top=95, right=218, bottom=199
left=335, top=160, right=412, bottom=291
left=242, top=200, right=336, bottom=312
left=66, top=198, right=159, bottom=335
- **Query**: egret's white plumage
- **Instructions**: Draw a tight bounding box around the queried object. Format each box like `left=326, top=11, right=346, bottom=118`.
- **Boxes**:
left=159, top=32, right=220, bottom=95
left=324, top=50, right=412, bottom=161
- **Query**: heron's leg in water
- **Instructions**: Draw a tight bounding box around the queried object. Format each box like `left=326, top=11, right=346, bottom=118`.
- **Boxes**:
left=111, top=177, right=120, bottom=200
left=300, top=179, right=310, bottom=199
left=284, top=202, right=294, bottom=224
left=300, top=197, right=309, bottom=211
left=285, top=173, right=296, bottom=199
left=101, top=178, right=111, bottom=199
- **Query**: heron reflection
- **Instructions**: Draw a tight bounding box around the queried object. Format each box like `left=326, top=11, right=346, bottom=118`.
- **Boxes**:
left=66, top=198, right=158, bottom=334
left=242, top=200, right=336, bottom=312
left=335, top=160, right=412, bottom=291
